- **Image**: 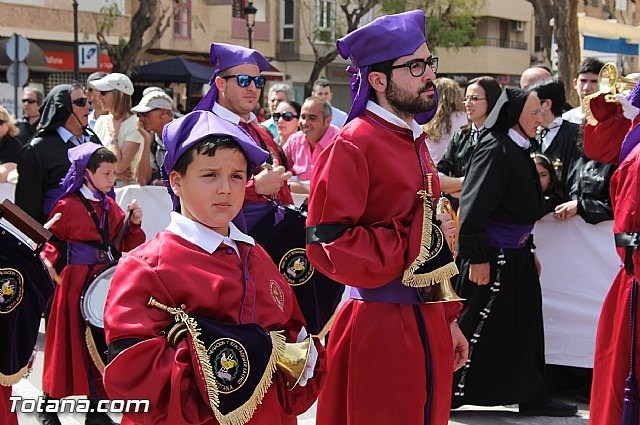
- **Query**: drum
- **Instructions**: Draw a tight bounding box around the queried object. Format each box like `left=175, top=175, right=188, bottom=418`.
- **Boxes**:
left=250, top=203, right=345, bottom=335
left=81, top=263, right=117, bottom=372
left=0, top=220, right=54, bottom=385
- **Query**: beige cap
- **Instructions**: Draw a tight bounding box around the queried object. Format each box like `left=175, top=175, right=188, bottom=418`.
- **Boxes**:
left=131, top=91, right=174, bottom=113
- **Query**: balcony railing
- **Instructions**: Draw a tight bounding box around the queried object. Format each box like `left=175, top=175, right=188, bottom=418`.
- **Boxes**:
left=480, top=38, right=528, bottom=50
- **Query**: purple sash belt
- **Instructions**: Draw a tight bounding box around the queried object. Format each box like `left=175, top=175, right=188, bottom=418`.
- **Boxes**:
left=350, top=277, right=425, bottom=305
left=486, top=221, right=534, bottom=249
left=68, top=242, right=112, bottom=265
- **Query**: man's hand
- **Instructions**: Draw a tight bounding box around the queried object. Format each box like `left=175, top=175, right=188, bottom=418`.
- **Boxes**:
left=554, top=200, right=578, bottom=221
left=254, top=157, right=292, bottom=196
left=436, top=211, right=456, bottom=247
left=450, top=321, right=469, bottom=372
left=469, top=262, right=490, bottom=285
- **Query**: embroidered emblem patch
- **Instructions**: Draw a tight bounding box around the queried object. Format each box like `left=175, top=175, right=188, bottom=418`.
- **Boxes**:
left=279, top=248, right=314, bottom=286
left=208, top=338, right=250, bottom=394
left=0, top=268, right=24, bottom=314
left=426, top=225, right=445, bottom=261
left=270, top=280, right=285, bottom=312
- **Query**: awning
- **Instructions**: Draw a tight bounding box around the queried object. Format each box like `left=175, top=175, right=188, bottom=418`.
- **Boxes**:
left=583, top=35, right=638, bottom=55
left=0, top=38, right=56, bottom=74
left=133, top=57, right=214, bottom=84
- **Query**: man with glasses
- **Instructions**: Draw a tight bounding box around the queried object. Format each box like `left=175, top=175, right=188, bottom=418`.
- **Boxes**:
left=15, top=84, right=98, bottom=224
left=282, top=97, right=339, bottom=194
left=16, top=87, right=43, bottom=146
left=194, top=42, right=293, bottom=231
left=306, top=11, right=467, bottom=425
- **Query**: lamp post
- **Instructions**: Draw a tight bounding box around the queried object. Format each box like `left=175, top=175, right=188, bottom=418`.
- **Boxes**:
left=73, top=0, right=79, bottom=82
left=244, top=2, right=257, bottom=49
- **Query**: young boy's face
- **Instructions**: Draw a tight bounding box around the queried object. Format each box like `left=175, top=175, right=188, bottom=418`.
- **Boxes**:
left=170, top=148, right=248, bottom=236
left=86, top=162, right=117, bottom=193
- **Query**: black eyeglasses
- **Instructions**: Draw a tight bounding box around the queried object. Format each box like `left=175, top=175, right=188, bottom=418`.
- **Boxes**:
left=272, top=112, right=299, bottom=122
left=390, top=56, right=439, bottom=77
left=22, top=98, right=37, bottom=104
left=71, top=97, right=89, bottom=107
left=221, top=74, right=267, bottom=89
left=464, top=95, right=487, bottom=103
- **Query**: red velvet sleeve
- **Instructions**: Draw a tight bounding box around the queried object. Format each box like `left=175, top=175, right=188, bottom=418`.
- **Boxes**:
left=103, top=255, right=211, bottom=424
left=39, top=200, right=71, bottom=267
left=584, top=94, right=632, bottom=164
left=306, top=139, right=410, bottom=288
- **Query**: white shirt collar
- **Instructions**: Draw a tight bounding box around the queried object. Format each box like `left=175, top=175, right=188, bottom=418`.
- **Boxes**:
left=538, top=116, right=564, bottom=153
left=80, top=184, right=99, bottom=201
left=508, top=128, right=531, bottom=150
left=365, top=101, right=424, bottom=141
left=212, top=102, right=257, bottom=125
left=166, top=211, right=254, bottom=257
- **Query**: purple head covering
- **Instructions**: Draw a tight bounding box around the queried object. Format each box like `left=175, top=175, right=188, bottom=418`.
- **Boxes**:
left=57, top=142, right=103, bottom=203
left=194, top=43, right=271, bottom=111
left=619, top=79, right=640, bottom=162
left=336, top=10, right=439, bottom=125
left=161, top=110, right=269, bottom=216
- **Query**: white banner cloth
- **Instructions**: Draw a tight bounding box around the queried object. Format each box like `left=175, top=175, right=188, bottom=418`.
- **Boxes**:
left=534, top=213, right=621, bottom=368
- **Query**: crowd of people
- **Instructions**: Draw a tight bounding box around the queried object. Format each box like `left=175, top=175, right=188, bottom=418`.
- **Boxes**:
left=0, top=8, right=637, bottom=425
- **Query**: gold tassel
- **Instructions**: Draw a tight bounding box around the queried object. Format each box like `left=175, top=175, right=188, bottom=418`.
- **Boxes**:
left=402, top=187, right=435, bottom=288
left=148, top=297, right=285, bottom=425
left=0, top=365, right=28, bottom=386
left=85, top=326, right=106, bottom=374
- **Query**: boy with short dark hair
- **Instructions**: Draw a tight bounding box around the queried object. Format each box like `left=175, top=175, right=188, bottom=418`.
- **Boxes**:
left=103, top=111, right=325, bottom=425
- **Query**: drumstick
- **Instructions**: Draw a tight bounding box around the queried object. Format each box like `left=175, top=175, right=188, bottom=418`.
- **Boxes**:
left=43, top=213, right=62, bottom=230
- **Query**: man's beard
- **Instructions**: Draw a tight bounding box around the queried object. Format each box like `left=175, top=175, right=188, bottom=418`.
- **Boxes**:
left=386, top=79, right=436, bottom=116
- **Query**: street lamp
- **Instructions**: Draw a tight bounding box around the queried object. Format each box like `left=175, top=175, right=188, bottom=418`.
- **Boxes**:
left=244, top=1, right=257, bottom=49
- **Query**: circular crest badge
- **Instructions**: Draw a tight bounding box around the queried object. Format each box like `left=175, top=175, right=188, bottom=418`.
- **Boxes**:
left=278, top=248, right=314, bottom=287
left=0, top=268, right=24, bottom=314
left=208, top=338, right=250, bottom=393
left=425, top=225, right=445, bottom=262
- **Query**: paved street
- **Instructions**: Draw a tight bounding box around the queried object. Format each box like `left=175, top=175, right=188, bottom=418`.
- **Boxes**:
left=12, top=320, right=589, bottom=424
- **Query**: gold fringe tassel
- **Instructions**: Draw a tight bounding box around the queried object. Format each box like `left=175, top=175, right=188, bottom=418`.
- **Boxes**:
left=0, top=365, right=28, bottom=386
left=402, top=261, right=459, bottom=288
left=85, top=326, right=106, bottom=374
left=402, top=189, right=435, bottom=288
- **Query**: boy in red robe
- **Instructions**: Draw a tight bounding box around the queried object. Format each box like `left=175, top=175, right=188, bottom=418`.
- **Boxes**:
left=38, top=143, right=145, bottom=425
left=102, top=110, right=325, bottom=425
left=306, top=10, right=468, bottom=425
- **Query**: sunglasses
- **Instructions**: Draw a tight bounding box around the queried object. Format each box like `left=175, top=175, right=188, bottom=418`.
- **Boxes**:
left=221, top=74, right=267, bottom=89
left=272, top=112, right=299, bottom=122
left=0, top=119, right=6, bottom=126
left=22, top=98, right=37, bottom=104
left=71, top=97, right=89, bottom=107
left=99, top=90, right=113, bottom=96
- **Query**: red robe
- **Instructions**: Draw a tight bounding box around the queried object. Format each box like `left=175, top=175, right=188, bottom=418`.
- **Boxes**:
left=103, top=230, right=326, bottom=424
left=306, top=111, right=462, bottom=425
left=591, top=140, right=640, bottom=424
left=41, top=194, right=145, bottom=398
left=0, top=385, right=17, bottom=425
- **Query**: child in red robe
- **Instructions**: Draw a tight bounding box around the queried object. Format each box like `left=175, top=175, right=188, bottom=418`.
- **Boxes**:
left=103, top=110, right=325, bottom=425
left=39, top=143, right=145, bottom=425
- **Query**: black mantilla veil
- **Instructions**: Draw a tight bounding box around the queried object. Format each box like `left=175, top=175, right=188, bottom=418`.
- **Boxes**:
left=483, top=88, right=531, bottom=135
left=36, top=84, right=75, bottom=135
